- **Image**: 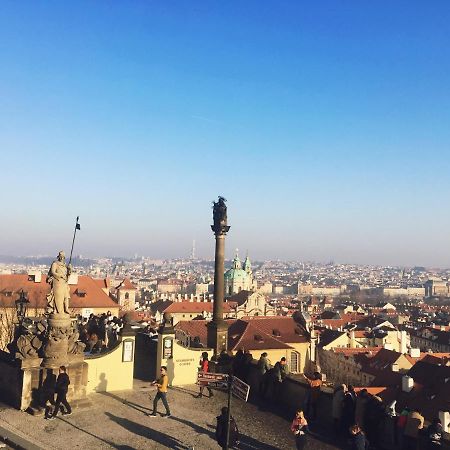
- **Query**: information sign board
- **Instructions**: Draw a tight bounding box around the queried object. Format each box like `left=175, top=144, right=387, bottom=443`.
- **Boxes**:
left=231, top=376, right=250, bottom=402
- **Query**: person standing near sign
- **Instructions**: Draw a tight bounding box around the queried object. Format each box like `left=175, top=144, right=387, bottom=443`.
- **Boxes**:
left=196, top=352, right=214, bottom=398
left=149, top=366, right=171, bottom=417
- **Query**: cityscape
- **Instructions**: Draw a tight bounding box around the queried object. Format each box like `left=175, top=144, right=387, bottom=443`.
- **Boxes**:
left=1, top=2, right=449, bottom=450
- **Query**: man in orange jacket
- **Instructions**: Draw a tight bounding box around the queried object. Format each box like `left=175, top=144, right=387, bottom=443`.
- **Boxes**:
left=149, top=366, right=171, bottom=417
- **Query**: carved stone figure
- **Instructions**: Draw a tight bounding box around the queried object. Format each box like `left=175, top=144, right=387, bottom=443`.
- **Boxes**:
left=46, top=251, right=71, bottom=315
left=67, top=323, right=85, bottom=354
left=15, top=334, right=43, bottom=359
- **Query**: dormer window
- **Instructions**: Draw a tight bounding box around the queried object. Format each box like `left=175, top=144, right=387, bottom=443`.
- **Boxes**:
left=272, top=329, right=281, bottom=337
left=76, top=289, right=87, bottom=298
left=254, top=334, right=264, bottom=343
left=3, top=291, right=13, bottom=297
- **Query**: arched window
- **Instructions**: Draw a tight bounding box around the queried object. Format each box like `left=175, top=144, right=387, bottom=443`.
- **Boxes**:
left=125, top=292, right=130, bottom=300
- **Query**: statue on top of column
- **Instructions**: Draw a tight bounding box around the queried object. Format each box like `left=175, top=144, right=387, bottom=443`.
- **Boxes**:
left=212, top=196, right=229, bottom=234
left=46, top=251, right=71, bottom=316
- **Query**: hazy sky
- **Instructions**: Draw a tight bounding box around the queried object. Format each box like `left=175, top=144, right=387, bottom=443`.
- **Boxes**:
left=1, top=2, right=449, bottom=267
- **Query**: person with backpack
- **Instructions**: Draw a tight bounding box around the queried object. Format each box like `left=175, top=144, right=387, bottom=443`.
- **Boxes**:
left=195, top=352, right=213, bottom=398
left=291, top=409, right=309, bottom=450
left=216, top=407, right=239, bottom=449
left=349, top=424, right=369, bottom=450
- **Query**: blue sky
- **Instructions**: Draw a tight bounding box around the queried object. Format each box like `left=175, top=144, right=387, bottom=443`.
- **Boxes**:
left=1, top=1, right=449, bottom=266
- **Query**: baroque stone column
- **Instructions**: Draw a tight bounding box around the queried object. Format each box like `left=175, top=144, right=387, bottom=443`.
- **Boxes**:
left=207, top=197, right=230, bottom=356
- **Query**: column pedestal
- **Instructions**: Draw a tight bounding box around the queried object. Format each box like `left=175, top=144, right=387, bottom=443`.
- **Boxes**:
left=41, top=314, right=71, bottom=368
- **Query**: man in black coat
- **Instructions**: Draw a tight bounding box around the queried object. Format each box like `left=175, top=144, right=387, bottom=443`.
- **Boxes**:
left=47, top=366, right=71, bottom=419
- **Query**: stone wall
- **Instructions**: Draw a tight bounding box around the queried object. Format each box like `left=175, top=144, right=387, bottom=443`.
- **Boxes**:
left=85, top=334, right=135, bottom=394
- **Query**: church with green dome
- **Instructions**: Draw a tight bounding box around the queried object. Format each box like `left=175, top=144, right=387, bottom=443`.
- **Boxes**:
left=224, top=251, right=257, bottom=297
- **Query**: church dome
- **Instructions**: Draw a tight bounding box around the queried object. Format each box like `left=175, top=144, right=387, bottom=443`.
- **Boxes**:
left=224, top=252, right=248, bottom=281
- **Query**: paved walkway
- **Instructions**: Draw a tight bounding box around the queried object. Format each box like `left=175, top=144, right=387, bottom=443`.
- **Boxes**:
left=0, top=381, right=339, bottom=449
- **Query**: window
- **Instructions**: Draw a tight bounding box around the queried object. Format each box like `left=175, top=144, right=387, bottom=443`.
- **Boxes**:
left=290, top=351, right=300, bottom=373
left=125, top=292, right=130, bottom=300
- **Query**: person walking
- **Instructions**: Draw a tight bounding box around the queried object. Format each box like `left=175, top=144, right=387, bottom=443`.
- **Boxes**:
left=216, top=406, right=239, bottom=450
left=291, top=409, right=309, bottom=450
left=149, top=366, right=171, bottom=417
left=195, top=352, right=213, bottom=398
left=46, top=366, right=71, bottom=419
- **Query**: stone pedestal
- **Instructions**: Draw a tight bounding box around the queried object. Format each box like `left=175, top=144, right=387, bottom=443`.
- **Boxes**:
left=41, top=314, right=71, bottom=368
left=207, top=319, right=228, bottom=355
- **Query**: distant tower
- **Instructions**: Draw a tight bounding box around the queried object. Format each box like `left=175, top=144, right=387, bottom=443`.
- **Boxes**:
left=191, top=240, right=196, bottom=260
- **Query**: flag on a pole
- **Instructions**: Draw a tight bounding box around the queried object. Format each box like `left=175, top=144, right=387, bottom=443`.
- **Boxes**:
left=75, top=217, right=81, bottom=230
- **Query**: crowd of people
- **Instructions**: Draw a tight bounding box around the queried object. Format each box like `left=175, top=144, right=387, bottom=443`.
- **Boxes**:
left=330, top=383, right=444, bottom=450
left=76, top=312, right=125, bottom=353
left=211, top=350, right=444, bottom=449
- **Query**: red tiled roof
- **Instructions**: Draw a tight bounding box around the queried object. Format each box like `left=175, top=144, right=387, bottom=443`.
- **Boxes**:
left=0, top=274, right=118, bottom=310
left=117, top=278, right=137, bottom=290
left=175, top=316, right=308, bottom=351
left=242, top=316, right=308, bottom=344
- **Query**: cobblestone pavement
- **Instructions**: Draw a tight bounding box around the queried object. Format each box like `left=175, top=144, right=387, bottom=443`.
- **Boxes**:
left=0, top=381, right=340, bottom=449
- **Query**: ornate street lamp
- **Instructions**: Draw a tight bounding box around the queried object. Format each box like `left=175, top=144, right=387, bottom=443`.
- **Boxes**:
left=15, top=290, right=29, bottom=326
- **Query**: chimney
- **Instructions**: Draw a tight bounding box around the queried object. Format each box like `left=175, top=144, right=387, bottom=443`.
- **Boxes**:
left=409, top=348, right=420, bottom=358
left=392, top=363, right=399, bottom=372
left=400, top=330, right=408, bottom=354
left=350, top=330, right=356, bottom=348
left=439, top=411, right=450, bottom=433
left=402, top=375, right=414, bottom=392
left=68, top=273, right=78, bottom=285
left=28, top=270, right=42, bottom=283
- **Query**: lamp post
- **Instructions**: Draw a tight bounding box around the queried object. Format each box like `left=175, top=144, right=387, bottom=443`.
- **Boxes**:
left=15, top=290, right=29, bottom=326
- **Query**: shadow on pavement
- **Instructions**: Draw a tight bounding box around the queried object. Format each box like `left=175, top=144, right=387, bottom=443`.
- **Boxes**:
left=105, top=412, right=186, bottom=450
left=169, top=386, right=199, bottom=397
left=57, top=416, right=116, bottom=448
left=171, top=416, right=216, bottom=440
left=204, top=422, right=281, bottom=450
left=100, top=391, right=152, bottom=414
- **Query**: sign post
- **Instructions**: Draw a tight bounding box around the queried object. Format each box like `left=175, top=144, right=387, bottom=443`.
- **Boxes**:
left=196, top=372, right=229, bottom=389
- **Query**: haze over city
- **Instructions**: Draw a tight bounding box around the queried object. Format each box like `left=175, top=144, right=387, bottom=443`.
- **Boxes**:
left=1, top=2, right=449, bottom=267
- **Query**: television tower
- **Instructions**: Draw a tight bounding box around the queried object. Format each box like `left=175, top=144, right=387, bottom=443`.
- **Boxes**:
left=191, top=240, right=196, bottom=260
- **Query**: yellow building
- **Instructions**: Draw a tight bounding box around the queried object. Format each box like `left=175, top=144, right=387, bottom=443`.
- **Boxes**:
left=175, top=316, right=311, bottom=374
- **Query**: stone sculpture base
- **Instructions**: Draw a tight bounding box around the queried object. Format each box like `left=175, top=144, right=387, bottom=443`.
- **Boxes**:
left=41, top=314, right=71, bottom=369
left=0, top=352, right=89, bottom=411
